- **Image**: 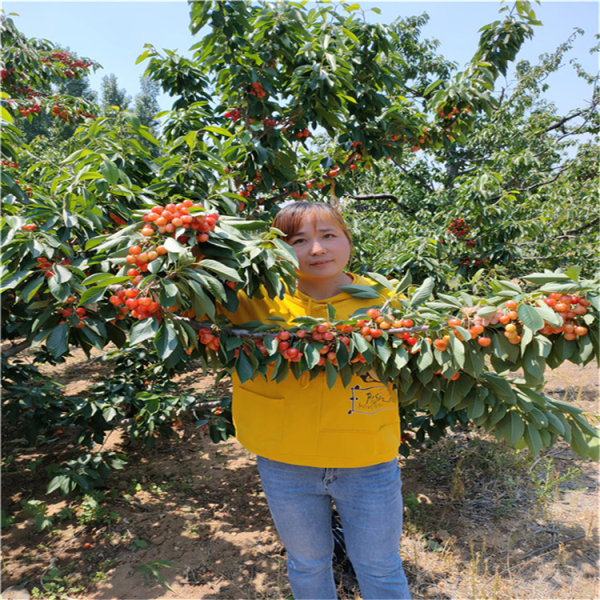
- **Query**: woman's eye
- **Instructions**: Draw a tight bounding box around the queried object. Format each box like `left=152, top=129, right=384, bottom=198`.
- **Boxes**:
left=291, top=238, right=305, bottom=245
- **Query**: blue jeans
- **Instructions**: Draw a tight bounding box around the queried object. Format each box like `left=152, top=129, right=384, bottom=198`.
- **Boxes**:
left=257, top=456, right=411, bottom=600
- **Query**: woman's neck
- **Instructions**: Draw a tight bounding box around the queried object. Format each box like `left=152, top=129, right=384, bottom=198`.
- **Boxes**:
left=296, top=272, right=353, bottom=301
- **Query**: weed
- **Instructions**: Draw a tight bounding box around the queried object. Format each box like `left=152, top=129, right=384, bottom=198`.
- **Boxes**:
left=31, top=565, right=84, bottom=600
left=1, top=509, right=15, bottom=528
left=134, top=560, right=175, bottom=591
left=530, top=456, right=581, bottom=513
left=21, top=498, right=54, bottom=531
left=91, top=559, right=115, bottom=582
left=128, top=538, right=149, bottom=551
left=128, top=478, right=144, bottom=493
left=77, top=491, right=119, bottom=526
left=150, top=481, right=174, bottom=494
left=57, top=507, right=76, bottom=521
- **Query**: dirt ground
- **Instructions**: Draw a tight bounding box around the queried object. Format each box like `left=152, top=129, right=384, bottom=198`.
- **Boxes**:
left=2, top=352, right=599, bottom=600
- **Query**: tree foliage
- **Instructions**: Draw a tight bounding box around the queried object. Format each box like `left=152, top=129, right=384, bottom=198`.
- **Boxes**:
left=1, top=2, right=598, bottom=495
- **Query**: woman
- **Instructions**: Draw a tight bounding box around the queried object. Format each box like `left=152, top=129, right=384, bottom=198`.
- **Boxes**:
left=220, top=201, right=411, bottom=599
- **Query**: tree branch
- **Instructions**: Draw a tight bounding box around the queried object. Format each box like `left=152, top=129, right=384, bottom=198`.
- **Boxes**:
left=172, top=314, right=429, bottom=336
left=555, top=216, right=600, bottom=240
left=1, top=340, right=31, bottom=359
left=346, top=194, right=416, bottom=216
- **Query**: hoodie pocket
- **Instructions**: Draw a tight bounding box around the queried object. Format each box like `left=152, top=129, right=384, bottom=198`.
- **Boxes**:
left=233, top=387, right=285, bottom=447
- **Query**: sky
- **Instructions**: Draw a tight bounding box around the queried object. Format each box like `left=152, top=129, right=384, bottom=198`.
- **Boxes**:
left=3, top=0, right=599, bottom=115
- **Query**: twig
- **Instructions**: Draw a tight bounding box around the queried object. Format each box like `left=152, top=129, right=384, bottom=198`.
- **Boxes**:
left=516, top=533, right=585, bottom=562
left=484, top=532, right=587, bottom=586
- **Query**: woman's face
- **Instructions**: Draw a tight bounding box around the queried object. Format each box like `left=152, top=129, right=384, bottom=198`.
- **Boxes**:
left=286, top=214, right=352, bottom=283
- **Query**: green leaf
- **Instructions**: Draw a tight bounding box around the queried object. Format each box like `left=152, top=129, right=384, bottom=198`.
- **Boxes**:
left=325, top=360, right=338, bottom=389
left=197, top=259, right=242, bottom=282
left=416, top=342, right=433, bottom=370
left=448, top=335, right=465, bottom=368
left=129, top=318, right=159, bottom=345
left=467, top=396, right=485, bottom=419
left=21, top=275, right=45, bottom=303
left=235, top=350, right=254, bottom=384
left=83, top=273, right=130, bottom=286
left=393, top=271, right=411, bottom=295
left=162, top=237, right=187, bottom=254
left=204, top=125, right=233, bottom=137
left=533, top=300, right=562, bottom=327
left=365, top=271, right=394, bottom=290
left=188, top=279, right=215, bottom=320
left=352, top=332, right=371, bottom=354
left=509, top=411, right=525, bottom=445
left=564, top=265, right=582, bottom=281
left=54, top=264, right=72, bottom=284
left=0, top=105, right=14, bottom=123
left=568, top=422, right=590, bottom=459
left=409, top=277, right=435, bottom=307
left=100, top=160, right=119, bottom=185
left=374, top=338, right=391, bottom=363
left=304, top=343, right=322, bottom=369
left=484, top=373, right=516, bottom=405
left=184, top=130, right=198, bottom=150
left=524, top=423, right=543, bottom=455
left=339, top=284, right=380, bottom=299
left=477, top=305, right=499, bottom=319
left=327, top=303, right=337, bottom=321
left=518, top=303, right=544, bottom=332
left=47, top=277, right=71, bottom=303
left=155, top=322, right=179, bottom=359
left=46, top=323, right=70, bottom=358
left=522, top=272, right=571, bottom=285
left=79, top=285, right=107, bottom=305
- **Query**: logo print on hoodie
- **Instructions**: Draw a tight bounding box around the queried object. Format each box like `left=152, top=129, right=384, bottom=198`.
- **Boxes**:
left=348, top=373, right=395, bottom=415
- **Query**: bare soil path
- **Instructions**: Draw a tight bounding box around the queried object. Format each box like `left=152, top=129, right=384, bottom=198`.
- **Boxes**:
left=2, top=355, right=598, bottom=600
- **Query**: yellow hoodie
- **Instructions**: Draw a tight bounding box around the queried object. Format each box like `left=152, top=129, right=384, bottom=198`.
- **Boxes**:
left=220, top=274, right=401, bottom=468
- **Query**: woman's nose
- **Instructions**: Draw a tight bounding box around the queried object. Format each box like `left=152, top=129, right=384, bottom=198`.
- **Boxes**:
left=309, top=239, right=325, bottom=254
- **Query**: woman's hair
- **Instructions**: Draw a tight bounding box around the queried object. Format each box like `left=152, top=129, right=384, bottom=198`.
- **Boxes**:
left=272, top=201, right=353, bottom=248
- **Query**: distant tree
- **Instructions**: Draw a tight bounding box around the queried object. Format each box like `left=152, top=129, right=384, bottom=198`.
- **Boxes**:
left=134, top=75, right=160, bottom=130
left=101, top=74, right=130, bottom=113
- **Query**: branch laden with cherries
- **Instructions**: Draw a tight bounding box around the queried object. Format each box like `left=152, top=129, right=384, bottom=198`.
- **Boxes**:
left=25, top=201, right=595, bottom=462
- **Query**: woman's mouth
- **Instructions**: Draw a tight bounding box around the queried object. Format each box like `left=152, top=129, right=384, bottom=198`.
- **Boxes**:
left=310, top=259, right=332, bottom=267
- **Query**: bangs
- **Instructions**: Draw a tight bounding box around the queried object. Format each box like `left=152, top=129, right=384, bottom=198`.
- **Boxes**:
left=272, top=202, right=353, bottom=245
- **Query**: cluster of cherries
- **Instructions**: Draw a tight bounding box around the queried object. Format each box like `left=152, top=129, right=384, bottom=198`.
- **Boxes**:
left=2, top=159, right=19, bottom=168
left=49, top=104, right=94, bottom=122
left=540, top=293, right=589, bottom=340
left=437, top=106, right=470, bottom=120
left=106, top=203, right=220, bottom=320
left=18, top=104, right=41, bottom=116
left=447, top=218, right=470, bottom=238
left=57, top=299, right=88, bottom=328
left=123, top=243, right=168, bottom=278
left=223, top=108, right=242, bottom=121
left=249, top=81, right=267, bottom=98
left=36, top=256, right=72, bottom=278
left=109, top=287, right=161, bottom=321
left=139, top=201, right=219, bottom=242
left=40, top=51, right=93, bottom=78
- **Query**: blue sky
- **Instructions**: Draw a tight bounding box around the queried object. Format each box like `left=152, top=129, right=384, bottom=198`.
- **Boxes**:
left=3, top=0, right=599, bottom=114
